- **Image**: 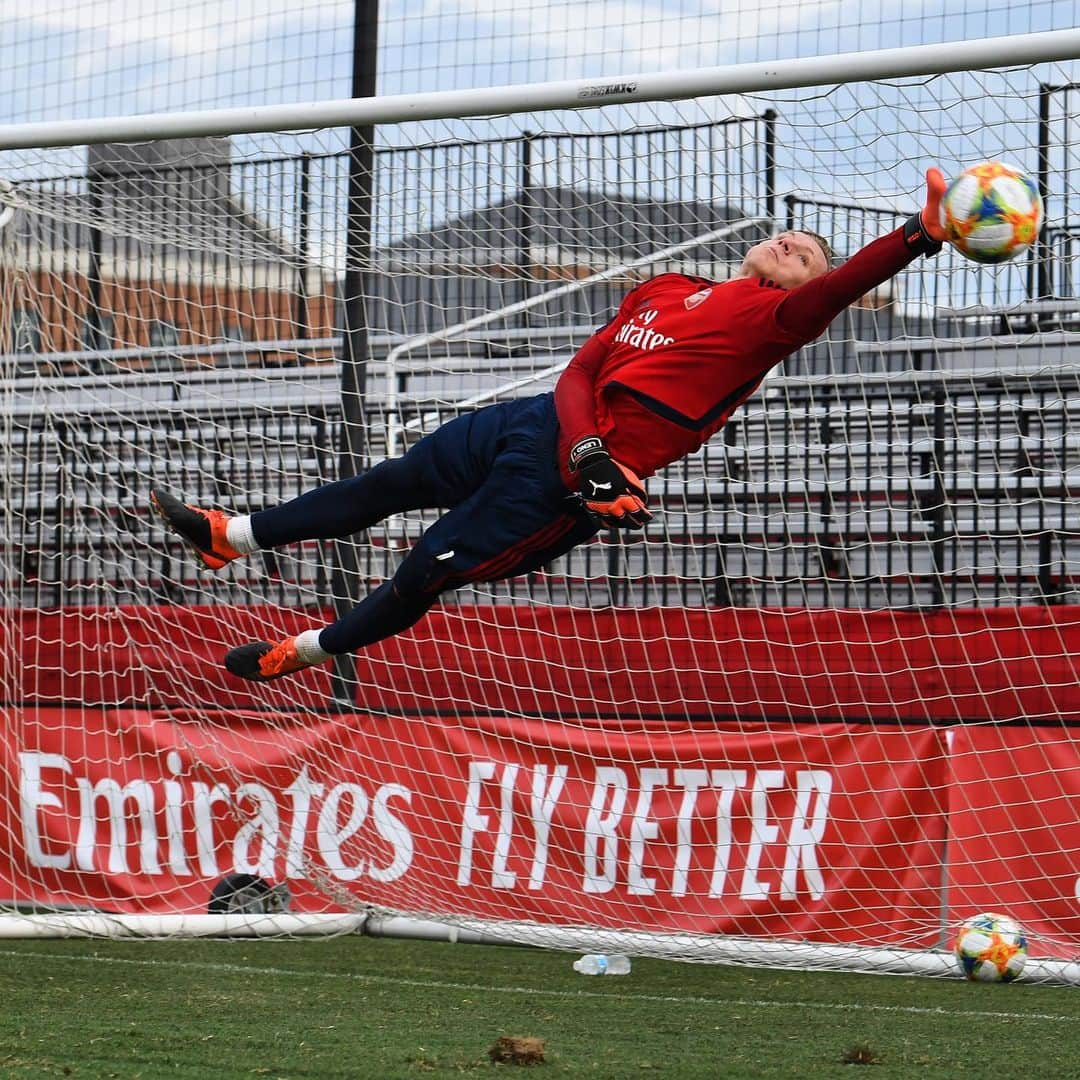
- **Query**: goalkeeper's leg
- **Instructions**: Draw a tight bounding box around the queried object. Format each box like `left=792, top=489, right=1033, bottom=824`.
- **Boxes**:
left=223, top=395, right=599, bottom=682
left=223, top=503, right=595, bottom=682
left=150, top=406, right=506, bottom=573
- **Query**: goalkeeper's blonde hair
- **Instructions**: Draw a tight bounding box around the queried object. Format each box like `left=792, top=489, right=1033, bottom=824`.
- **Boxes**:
left=800, top=229, right=835, bottom=267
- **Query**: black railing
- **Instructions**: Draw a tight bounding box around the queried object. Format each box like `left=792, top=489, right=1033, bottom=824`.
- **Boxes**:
left=5, top=116, right=1080, bottom=612
left=12, top=115, right=1077, bottom=383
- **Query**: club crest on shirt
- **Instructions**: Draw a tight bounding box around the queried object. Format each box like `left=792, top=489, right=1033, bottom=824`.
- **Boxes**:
left=684, top=287, right=712, bottom=310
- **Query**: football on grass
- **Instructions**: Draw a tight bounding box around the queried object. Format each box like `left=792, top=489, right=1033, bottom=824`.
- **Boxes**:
left=953, top=911, right=1028, bottom=982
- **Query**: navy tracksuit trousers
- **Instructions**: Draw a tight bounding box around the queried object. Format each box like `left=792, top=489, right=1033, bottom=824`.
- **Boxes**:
left=249, top=393, right=599, bottom=654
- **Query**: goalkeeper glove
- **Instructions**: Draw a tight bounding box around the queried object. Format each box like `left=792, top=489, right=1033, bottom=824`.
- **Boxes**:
left=568, top=436, right=652, bottom=530
left=903, top=167, right=947, bottom=256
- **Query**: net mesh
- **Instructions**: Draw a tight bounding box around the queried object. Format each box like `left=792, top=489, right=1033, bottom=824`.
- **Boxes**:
left=0, top=60, right=1078, bottom=977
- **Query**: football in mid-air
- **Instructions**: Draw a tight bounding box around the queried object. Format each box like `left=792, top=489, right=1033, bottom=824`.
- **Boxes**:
left=953, top=911, right=1028, bottom=982
left=940, top=162, right=1042, bottom=263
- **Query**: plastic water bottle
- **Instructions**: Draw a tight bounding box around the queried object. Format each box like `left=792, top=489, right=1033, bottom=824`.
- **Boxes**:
left=572, top=953, right=631, bottom=975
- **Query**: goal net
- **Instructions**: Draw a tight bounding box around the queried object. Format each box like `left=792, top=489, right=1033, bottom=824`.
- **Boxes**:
left=1, top=41, right=1078, bottom=982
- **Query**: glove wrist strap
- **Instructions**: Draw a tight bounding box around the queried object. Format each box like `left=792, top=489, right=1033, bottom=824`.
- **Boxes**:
left=568, top=435, right=607, bottom=471
left=903, top=212, right=943, bottom=256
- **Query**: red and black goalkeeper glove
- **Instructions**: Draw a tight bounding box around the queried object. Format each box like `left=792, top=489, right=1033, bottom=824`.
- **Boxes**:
left=569, top=436, right=652, bottom=530
left=903, top=167, right=947, bottom=256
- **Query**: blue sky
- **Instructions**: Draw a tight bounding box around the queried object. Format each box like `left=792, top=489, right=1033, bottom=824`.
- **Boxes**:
left=2, top=1, right=1080, bottom=126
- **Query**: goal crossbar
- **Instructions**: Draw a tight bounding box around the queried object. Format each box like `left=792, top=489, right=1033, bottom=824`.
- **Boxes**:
left=2, top=29, right=1080, bottom=149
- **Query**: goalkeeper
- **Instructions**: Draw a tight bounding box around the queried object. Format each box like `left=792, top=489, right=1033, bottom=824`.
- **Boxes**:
left=151, top=169, right=947, bottom=682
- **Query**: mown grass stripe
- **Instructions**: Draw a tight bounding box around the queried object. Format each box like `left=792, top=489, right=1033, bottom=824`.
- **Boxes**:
left=1, top=947, right=1072, bottom=1024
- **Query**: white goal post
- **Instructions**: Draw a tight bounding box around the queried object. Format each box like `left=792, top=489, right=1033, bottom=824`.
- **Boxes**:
left=2, top=31, right=1080, bottom=986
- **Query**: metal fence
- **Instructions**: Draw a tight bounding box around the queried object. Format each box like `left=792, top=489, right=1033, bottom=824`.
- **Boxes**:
left=8, top=105, right=1077, bottom=373
left=4, top=110, right=1080, bottom=612
left=5, top=114, right=773, bottom=364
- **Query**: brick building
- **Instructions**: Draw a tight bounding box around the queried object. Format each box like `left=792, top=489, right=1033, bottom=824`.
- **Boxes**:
left=1, top=137, right=337, bottom=374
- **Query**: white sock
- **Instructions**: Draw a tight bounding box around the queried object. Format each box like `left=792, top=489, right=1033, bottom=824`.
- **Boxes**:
left=293, top=628, right=331, bottom=665
left=225, top=514, right=259, bottom=555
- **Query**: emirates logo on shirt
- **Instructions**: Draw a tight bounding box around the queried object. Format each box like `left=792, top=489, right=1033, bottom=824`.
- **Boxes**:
left=684, top=288, right=712, bottom=310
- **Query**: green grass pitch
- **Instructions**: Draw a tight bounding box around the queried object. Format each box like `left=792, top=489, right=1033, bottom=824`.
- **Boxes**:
left=0, top=936, right=1075, bottom=1078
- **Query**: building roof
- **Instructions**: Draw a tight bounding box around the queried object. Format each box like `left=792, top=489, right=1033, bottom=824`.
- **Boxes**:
left=6, top=138, right=303, bottom=281
left=376, top=185, right=768, bottom=274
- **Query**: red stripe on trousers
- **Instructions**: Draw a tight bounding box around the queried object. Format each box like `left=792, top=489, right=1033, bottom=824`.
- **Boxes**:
left=426, top=513, right=579, bottom=594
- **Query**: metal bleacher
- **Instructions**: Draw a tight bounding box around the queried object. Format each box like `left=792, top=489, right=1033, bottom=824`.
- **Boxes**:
left=3, top=320, right=1079, bottom=612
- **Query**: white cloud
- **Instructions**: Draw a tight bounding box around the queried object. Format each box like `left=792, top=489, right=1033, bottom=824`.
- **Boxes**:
left=20, top=0, right=352, bottom=57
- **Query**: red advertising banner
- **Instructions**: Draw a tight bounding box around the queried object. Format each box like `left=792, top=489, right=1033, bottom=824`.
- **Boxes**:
left=2, top=707, right=950, bottom=947
left=8, top=605, right=1080, bottom=721
left=947, top=726, right=1080, bottom=958
left=3, top=605, right=1077, bottom=955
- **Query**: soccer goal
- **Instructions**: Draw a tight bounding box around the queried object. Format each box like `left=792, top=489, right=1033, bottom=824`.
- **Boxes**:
left=1, top=31, right=1079, bottom=985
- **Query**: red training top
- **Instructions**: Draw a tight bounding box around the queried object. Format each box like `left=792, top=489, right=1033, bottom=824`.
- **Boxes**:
left=554, top=225, right=920, bottom=486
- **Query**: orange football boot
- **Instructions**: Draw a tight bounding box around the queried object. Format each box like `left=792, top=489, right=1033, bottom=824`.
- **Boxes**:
left=224, top=637, right=313, bottom=682
left=150, top=487, right=243, bottom=571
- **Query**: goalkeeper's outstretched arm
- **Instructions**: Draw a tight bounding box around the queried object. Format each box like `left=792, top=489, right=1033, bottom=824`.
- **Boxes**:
left=774, top=167, right=947, bottom=341
left=552, top=168, right=947, bottom=527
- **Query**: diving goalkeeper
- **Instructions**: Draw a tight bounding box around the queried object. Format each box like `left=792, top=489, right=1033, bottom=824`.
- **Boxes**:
left=151, top=169, right=947, bottom=682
